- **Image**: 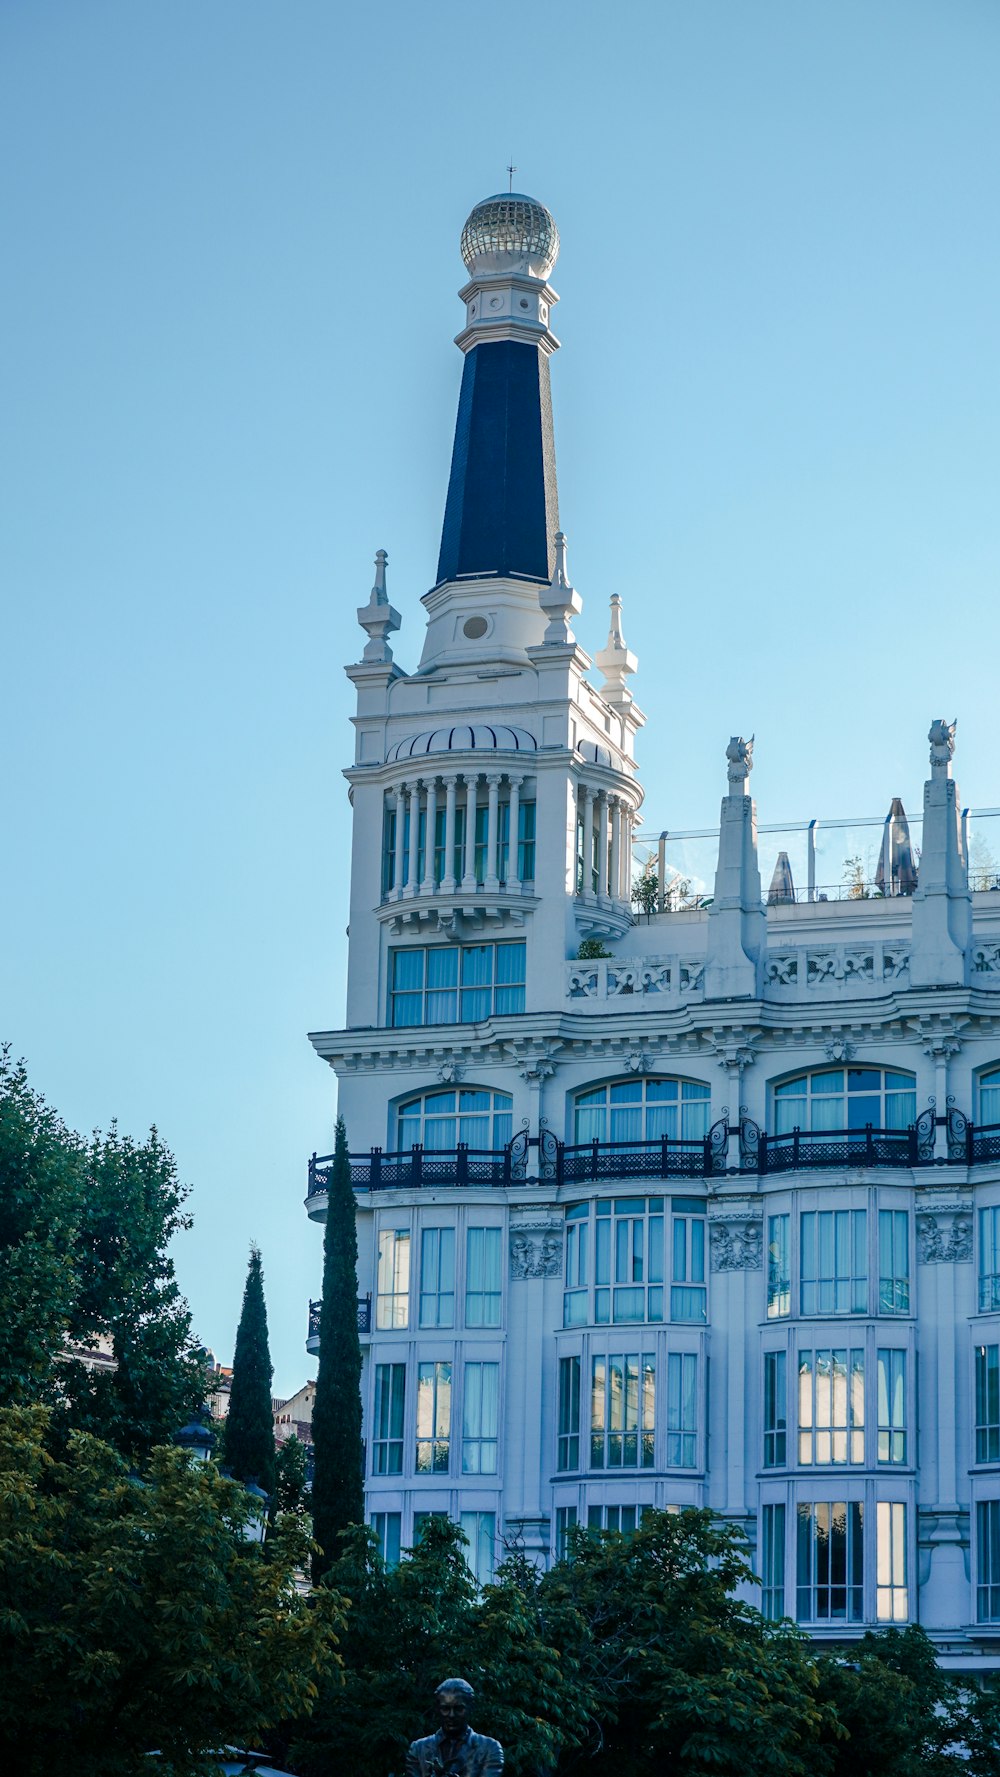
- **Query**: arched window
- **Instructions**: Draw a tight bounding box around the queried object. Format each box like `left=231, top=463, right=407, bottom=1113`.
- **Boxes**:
left=574, top=1078, right=711, bottom=1145
left=396, top=1088, right=513, bottom=1152
left=773, top=1068, right=915, bottom=1134
left=980, top=1069, right=1000, bottom=1127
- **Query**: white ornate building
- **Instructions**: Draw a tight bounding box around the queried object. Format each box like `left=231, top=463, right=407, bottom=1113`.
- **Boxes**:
left=306, top=191, right=1000, bottom=1668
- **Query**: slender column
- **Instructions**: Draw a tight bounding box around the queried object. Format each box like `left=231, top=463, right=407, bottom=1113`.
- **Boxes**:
left=420, top=777, right=438, bottom=895
left=484, top=773, right=502, bottom=891
left=582, top=785, right=596, bottom=897
left=441, top=774, right=458, bottom=893
left=507, top=776, right=522, bottom=889
left=597, top=790, right=610, bottom=901
left=610, top=797, right=622, bottom=904
left=406, top=780, right=421, bottom=897
left=462, top=773, right=479, bottom=890
left=620, top=805, right=632, bottom=901
left=393, top=784, right=406, bottom=901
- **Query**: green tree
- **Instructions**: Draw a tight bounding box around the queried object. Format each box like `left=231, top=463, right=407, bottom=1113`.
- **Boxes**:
left=274, top=1431, right=309, bottom=1517
left=0, top=1052, right=205, bottom=1459
left=292, top=1518, right=587, bottom=1777
left=310, top=1116, right=363, bottom=1582
left=541, top=1508, right=831, bottom=1776
left=0, top=1051, right=82, bottom=1407
left=222, top=1245, right=277, bottom=1498
left=814, top=1626, right=970, bottom=1777
left=0, top=1404, right=344, bottom=1775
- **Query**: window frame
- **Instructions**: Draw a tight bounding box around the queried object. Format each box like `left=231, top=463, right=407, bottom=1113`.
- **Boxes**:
left=772, top=1066, right=917, bottom=1135
left=396, top=1086, right=514, bottom=1154
left=415, top=1359, right=452, bottom=1475
left=388, top=940, right=526, bottom=1028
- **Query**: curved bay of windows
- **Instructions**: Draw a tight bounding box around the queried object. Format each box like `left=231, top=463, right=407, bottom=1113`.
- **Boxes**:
left=773, top=1068, right=916, bottom=1135
left=397, top=1088, right=513, bottom=1153
left=574, top=1077, right=711, bottom=1146
left=563, top=1195, right=706, bottom=1327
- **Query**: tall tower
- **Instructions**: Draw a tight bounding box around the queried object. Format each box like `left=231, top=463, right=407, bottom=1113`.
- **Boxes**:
left=310, top=190, right=646, bottom=1569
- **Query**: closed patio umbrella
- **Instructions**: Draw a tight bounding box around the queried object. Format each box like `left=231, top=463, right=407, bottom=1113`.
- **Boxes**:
left=767, top=850, right=796, bottom=905
left=876, top=797, right=918, bottom=896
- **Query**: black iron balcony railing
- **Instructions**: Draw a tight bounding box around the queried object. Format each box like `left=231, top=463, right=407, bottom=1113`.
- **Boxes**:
left=557, top=1131, right=726, bottom=1182
left=754, top=1126, right=917, bottom=1174
left=306, top=1112, right=1000, bottom=1197
left=307, top=1295, right=371, bottom=1339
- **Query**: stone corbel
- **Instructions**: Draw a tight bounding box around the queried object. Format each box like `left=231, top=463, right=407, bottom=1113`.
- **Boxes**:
left=917, top=1022, right=966, bottom=1161
left=713, top=1038, right=756, bottom=1169
left=506, top=1040, right=563, bottom=1135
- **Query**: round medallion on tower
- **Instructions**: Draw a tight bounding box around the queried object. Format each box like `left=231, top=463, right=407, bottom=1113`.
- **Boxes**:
left=460, top=193, right=559, bottom=281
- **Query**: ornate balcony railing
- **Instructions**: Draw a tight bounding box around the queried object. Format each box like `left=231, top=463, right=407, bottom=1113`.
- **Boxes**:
left=557, top=1127, right=727, bottom=1183
left=306, top=1113, right=1000, bottom=1198
left=753, top=1125, right=918, bottom=1174
left=969, top=1122, right=1000, bottom=1166
left=307, top=1295, right=371, bottom=1338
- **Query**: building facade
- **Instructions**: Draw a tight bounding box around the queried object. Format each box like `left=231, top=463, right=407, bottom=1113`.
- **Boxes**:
left=306, top=192, right=1000, bottom=1667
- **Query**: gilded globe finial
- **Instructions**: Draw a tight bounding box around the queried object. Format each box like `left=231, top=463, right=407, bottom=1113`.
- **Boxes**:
left=460, top=193, right=559, bottom=280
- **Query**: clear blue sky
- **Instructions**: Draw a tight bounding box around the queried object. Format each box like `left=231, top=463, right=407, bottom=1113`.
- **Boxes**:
left=2, top=1, right=998, bottom=1396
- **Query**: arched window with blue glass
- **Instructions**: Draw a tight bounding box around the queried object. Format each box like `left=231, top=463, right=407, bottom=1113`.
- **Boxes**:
left=772, top=1067, right=916, bottom=1135
left=574, top=1077, right=712, bottom=1145
left=396, top=1087, right=513, bottom=1153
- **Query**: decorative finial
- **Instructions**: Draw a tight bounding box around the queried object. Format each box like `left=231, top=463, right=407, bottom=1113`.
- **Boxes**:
left=594, top=592, right=637, bottom=704
left=538, top=530, right=582, bottom=645
left=726, top=734, right=754, bottom=789
left=929, top=718, right=957, bottom=776
left=356, top=548, right=401, bottom=665
left=507, top=161, right=517, bottom=193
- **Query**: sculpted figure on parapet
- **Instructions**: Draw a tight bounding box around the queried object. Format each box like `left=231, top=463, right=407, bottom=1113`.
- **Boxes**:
left=405, top=1678, right=503, bottom=1776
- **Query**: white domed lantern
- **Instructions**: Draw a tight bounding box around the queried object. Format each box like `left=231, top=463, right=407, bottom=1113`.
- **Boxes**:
left=460, top=193, right=559, bottom=281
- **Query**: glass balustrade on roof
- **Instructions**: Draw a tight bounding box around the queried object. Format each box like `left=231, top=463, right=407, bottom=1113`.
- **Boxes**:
left=631, top=808, right=1000, bottom=911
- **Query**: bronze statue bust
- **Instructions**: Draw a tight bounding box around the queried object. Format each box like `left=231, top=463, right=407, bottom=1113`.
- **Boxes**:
left=405, top=1677, right=503, bottom=1776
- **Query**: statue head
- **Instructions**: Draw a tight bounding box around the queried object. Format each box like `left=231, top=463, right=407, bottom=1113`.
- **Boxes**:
left=435, top=1677, right=474, bottom=1738
left=928, top=718, right=957, bottom=772
left=726, top=734, right=754, bottom=788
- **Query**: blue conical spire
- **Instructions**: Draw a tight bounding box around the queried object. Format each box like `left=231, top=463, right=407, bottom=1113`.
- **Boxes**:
left=435, top=193, right=562, bottom=588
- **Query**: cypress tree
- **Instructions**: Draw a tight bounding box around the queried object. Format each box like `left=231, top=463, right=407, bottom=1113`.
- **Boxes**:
left=222, top=1245, right=276, bottom=1498
left=311, top=1116, right=363, bottom=1583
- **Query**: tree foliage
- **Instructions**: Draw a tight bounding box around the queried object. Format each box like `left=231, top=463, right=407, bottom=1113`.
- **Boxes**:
left=542, top=1509, right=831, bottom=1776
left=310, top=1116, right=363, bottom=1582
left=274, top=1432, right=309, bottom=1517
left=0, top=1405, right=344, bottom=1775
left=0, top=1051, right=205, bottom=1458
left=291, top=1518, right=586, bottom=1777
left=223, top=1244, right=276, bottom=1497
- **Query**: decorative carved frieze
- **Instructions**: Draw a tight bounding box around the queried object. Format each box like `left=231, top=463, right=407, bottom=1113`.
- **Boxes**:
left=764, top=944, right=910, bottom=995
left=707, top=1197, right=763, bottom=1271
left=509, top=1216, right=563, bottom=1280
left=566, top=958, right=675, bottom=1001
left=971, top=942, right=1000, bottom=978
left=916, top=1192, right=974, bottom=1264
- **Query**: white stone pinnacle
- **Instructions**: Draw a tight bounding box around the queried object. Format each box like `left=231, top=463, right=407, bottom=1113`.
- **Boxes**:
left=538, top=530, right=582, bottom=645
left=356, top=548, right=402, bottom=664
left=594, top=592, right=637, bottom=703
